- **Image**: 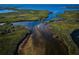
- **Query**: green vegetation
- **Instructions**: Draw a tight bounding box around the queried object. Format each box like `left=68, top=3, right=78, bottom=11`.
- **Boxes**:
left=0, top=8, right=79, bottom=55
left=0, top=8, right=49, bottom=54
left=0, top=24, right=29, bottom=54
left=0, top=9, right=49, bottom=23
left=58, top=10, right=79, bottom=24
left=49, top=10, right=79, bottom=54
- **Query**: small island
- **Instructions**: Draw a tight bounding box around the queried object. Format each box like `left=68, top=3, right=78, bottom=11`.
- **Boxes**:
left=0, top=9, right=49, bottom=23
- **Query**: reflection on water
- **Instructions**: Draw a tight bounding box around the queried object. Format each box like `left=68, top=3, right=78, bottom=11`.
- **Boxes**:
left=13, top=21, right=40, bottom=29
left=0, top=10, right=15, bottom=13
left=13, top=13, right=54, bottom=28
left=0, top=4, right=79, bottom=28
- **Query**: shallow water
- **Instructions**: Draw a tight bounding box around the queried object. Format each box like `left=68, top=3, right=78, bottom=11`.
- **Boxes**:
left=0, top=4, right=79, bottom=28
left=0, top=10, right=15, bottom=13
left=13, top=13, right=54, bottom=28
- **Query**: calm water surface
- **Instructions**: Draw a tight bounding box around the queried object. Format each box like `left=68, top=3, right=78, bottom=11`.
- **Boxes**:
left=0, top=4, right=79, bottom=28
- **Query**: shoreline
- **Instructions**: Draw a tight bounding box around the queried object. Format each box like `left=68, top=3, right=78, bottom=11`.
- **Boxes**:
left=0, top=11, right=52, bottom=23
left=14, top=30, right=32, bottom=55
left=0, top=17, right=48, bottom=23
left=0, top=20, right=40, bottom=23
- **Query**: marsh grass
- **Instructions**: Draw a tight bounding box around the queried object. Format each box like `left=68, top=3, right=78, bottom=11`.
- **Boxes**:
left=0, top=25, right=28, bottom=54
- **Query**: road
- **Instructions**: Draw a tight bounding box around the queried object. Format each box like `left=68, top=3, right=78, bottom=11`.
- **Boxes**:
left=18, top=23, right=68, bottom=55
left=31, top=23, right=68, bottom=54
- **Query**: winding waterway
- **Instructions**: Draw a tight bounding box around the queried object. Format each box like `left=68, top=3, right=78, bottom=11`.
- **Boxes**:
left=0, top=4, right=79, bottom=28
left=0, top=4, right=79, bottom=55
